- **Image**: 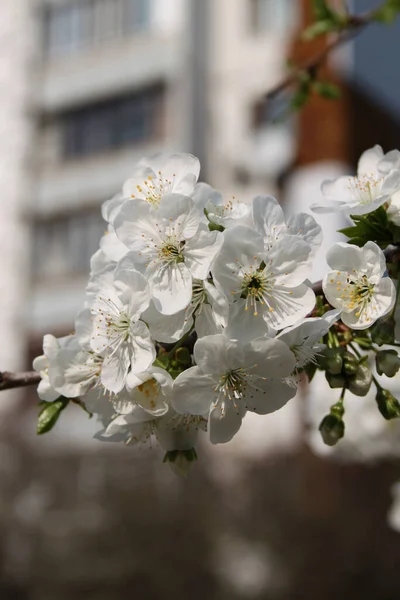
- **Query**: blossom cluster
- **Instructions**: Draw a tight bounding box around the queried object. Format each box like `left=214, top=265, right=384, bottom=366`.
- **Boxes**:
left=33, top=148, right=400, bottom=472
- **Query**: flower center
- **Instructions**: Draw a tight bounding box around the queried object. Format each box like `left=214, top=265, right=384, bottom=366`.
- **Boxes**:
left=348, top=174, right=383, bottom=205
left=131, top=171, right=176, bottom=206
left=215, top=368, right=248, bottom=410
left=137, top=378, right=160, bottom=410
left=158, top=239, right=184, bottom=265
left=241, top=268, right=274, bottom=316
left=337, top=274, right=376, bottom=320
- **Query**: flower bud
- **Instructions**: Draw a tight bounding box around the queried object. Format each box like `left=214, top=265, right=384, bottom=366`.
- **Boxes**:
left=370, top=317, right=395, bottom=346
left=342, top=351, right=359, bottom=376
left=325, top=371, right=346, bottom=389
left=376, top=389, right=400, bottom=420
left=163, top=448, right=198, bottom=476
left=348, top=363, right=372, bottom=396
left=319, top=348, right=343, bottom=375
left=376, top=350, right=400, bottom=377
left=319, top=401, right=345, bottom=446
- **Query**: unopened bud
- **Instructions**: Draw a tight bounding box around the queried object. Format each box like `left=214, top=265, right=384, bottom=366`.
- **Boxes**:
left=319, top=348, right=343, bottom=375
left=325, top=371, right=346, bottom=389
left=163, top=448, right=198, bottom=476
left=342, top=351, right=359, bottom=376
left=376, top=389, right=400, bottom=420
left=319, top=401, right=345, bottom=446
left=376, top=350, right=400, bottom=377
left=348, top=363, right=372, bottom=396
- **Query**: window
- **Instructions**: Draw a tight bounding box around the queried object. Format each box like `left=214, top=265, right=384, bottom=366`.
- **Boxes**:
left=249, top=0, right=298, bottom=35
left=63, top=86, right=164, bottom=158
left=33, top=211, right=106, bottom=279
left=45, top=0, right=151, bottom=58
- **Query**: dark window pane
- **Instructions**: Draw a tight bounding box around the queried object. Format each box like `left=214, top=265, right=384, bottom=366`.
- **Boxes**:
left=63, top=87, right=164, bottom=158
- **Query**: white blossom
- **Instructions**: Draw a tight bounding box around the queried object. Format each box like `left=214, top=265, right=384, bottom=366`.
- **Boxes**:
left=322, top=241, right=396, bottom=329
left=90, top=267, right=155, bottom=393
left=113, top=194, right=223, bottom=315
left=173, top=334, right=297, bottom=444
left=212, top=225, right=316, bottom=331
left=252, top=195, right=322, bottom=254
left=311, top=145, right=400, bottom=216
left=122, top=152, right=200, bottom=207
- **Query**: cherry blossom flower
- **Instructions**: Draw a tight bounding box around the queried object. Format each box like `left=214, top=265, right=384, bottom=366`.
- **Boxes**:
left=172, top=334, right=296, bottom=444
left=113, top=194, right=223, bottom=315
left=322, top=241, right=396, bottom=329
left=311, top=145, right=400, bottom=216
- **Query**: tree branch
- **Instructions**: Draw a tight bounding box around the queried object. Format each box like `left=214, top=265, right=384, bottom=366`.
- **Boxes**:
left=0, top=371, right=41, bottom=391
left=266, top=8, right=382, bottom=100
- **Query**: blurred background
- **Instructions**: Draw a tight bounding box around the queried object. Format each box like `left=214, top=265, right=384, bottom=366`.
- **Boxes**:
left=1, top=0, right=400, bottom=598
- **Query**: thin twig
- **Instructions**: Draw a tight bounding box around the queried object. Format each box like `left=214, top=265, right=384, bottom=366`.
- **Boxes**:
left=266, top=9, right=379, bottom=100
left=0, top=371, right=41, bottom=391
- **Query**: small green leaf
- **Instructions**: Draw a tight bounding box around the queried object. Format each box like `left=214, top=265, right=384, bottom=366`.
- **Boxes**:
left=37, top=398, right=69, bottom=435
left=302, top=19, right=338, bottom=40
left=312, top=0, right=336, bottom=20
left=374, top=0, right=400, bottom=24
left=313, top=81, right=341, bottom=99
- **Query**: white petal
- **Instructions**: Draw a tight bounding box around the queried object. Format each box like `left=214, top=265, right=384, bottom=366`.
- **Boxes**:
left=149, top=262, right=193, bottom=315
left=357, top=144, right=383, bottom=177
left=321, top=176, right=356, bottom=203
left=245, top=376, right=297, bottom=415
left=325, top=242, right=365, bottom=272
left=173, top=367, right=215, bottom=415
left=252, top=195, right=285, bottom=239
left=129, top=321, right=156, bottom=374
left=264, top=284, right=316, bottom=330
left=208, top=401, right=245, bottom=444
left=268, top=235, right=312, bottom=285
left=101, top=346, right=130, bottom=393
left=37, top=379, right=60, bottom=402
left=287, top=212, right=323, bottom=253
left=113, top=267, right=150, bottom=319
left=113, top=199, right=161, bottom=251
left=225, top=300, right=270, bottom=343
left=211, top=226, right=264, bottom=300
left=382, top=169, right=400, bottom=196
left=184, top=227, right=223, bottom=279
left=193, top=334, right=245, bottom=375
left=243, top=337, right=296, bottom=378
left=142, top=301, right=192, bottom=343
left=158, top=194, right=199, bottom=239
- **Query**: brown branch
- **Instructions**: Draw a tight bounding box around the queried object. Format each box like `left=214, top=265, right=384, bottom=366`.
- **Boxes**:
left=0, top=371, right=41, bottom=391
left=266, top=9, right=379, bottom=100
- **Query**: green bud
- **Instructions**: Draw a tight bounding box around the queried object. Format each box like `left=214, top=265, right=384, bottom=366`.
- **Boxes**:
left=37, top=398, right=69, bottom=435
left=319, top=401, right=345, bottom=446
left=376, top=389, right=400, bottom=420
left=325, top=371, right=346, bottom=389
left=319, top=348, right=343, bottom=374
left=348, top=363, right=372, bottom=397
left=370, top=317, right=395, bottom=346
left=163, top=448, right=198, bottom=476
left=342, top=351, right=359, bottom=376
left=175, top=347, right=191, bottom=366
left=376, top=350, right=400, bottom=377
